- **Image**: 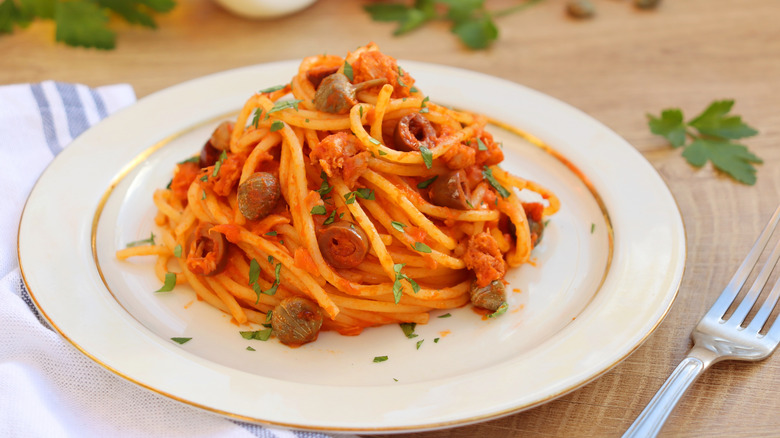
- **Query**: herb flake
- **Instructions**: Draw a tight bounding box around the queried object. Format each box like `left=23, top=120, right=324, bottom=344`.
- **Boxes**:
left=155, top=272, right=176, bottom=293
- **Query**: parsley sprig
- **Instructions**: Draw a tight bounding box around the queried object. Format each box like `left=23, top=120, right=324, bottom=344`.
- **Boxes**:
left=364, top=0, right=542, bottom=50
left=648, top=100, right=761, bottom=185
left=0, top=0, right=176, bottom=49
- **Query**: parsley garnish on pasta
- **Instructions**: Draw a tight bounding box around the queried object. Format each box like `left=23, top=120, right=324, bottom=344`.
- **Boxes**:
left=116, top=43, right=559, bottom=347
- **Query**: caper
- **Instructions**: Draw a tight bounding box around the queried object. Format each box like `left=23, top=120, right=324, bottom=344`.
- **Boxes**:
left=469, top=280, right=506, bottom=311
left=272, top=297, right=323, bottom=345
left=313, top=73, right=387, bottom=114
left=237, top=172, right=281, bottom=221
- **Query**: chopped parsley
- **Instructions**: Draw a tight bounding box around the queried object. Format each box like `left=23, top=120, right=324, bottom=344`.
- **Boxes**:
left=171, top=337, right=191, bottom=344
left=482, top=166, right=511, bottom=198
left=591, top=223, right=595, bottom=233
left=391, top=221, right=407, bottom=232
left=251, top=108, right=262, bottom=129
left=438, top=313, right=451, bottom=318
left=173, top=244, right=182, bottom=258
left=155, top=272, right=176, bottom=292
left=269, top=120, right=284, bottom=132
left=178, top=156, right=200, bottom=165
left=477, top=137, right=488, bottom=151
left=126, top=232, right=155, bottom=248
left=343, top=60, right=354, bottom=81
left=240, top=329, right=272, bottom=341
left=378, top=149, right=388, bottom=156
left=419, top=145, right=433, bottom=169
left=410, top=86, right=419, bottom=93
left=265, top=99, right=304, bottom=119
left=265, top=231, right=278, bottom=237
left=416, top=339, right=424, bottom=350
left=417, top=175, right=437, bottom=189
left=212, top=150, right=227, bottom=177
left=412, top=242, right=432, bottom=253
left=263, top=263, right=282, bottom=296
left=316, top=171, right=333, bottom=197
left=310, top=205, right=327, bottom=215
left=373, top=355, right=388, bottom=363
left=246, top=346, right=256, bottom=351
left=323, top=210, right=338, bottom=225
left=392, top=263, right=420, bottom=304
left=400, top=322, right=418, bottom=338
left=488, top=301, right=509, bottom=318
left=434, top=337, right=440, bottom=343
left=368, top=137, right=381, bottom=145
left=344, top=188, right=375, bottom=204
left=420, top=96, right=430, bottom=114
left=259, top=84, right=286, bottom=94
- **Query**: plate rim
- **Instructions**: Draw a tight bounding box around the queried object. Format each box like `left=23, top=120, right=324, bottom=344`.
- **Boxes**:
left=18, top=59, right=686, bottom=433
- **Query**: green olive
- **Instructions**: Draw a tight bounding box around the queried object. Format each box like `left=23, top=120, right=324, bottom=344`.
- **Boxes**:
left=469, top=280, right=506, bottom=311
left=237, top=172, right=281, bottom=221
left=272, top=297, right=323, bottom=345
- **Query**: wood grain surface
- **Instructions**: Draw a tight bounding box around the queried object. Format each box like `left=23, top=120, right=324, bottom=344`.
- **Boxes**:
left=3, top=0, right=780, bottom=436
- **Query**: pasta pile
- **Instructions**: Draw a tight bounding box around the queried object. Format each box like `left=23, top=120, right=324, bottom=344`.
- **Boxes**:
left=118, top=43, right=559, bottom=345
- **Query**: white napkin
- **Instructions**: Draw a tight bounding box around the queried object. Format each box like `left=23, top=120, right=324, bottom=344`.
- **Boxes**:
left=0, top=82, right=350, bottom=438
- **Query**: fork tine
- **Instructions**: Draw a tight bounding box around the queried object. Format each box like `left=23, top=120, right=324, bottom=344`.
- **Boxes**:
left=729, top=233, right=780, bottom=326
left=747, top=269, right=780, bottom=335
left=706, top=205, right=780, bottom=320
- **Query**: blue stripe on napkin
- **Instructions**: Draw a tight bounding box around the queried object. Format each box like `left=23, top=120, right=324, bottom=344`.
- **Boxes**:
left=29, top=83, right=60, bottom=157
left=55, top=82, right=90, bottom=140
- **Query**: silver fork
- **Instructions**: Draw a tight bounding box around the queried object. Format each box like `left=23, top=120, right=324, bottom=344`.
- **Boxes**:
left=623, top=205, right=780, bottom=438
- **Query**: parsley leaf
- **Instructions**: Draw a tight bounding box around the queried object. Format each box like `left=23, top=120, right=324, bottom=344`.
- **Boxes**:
left=155, top=272, right=176, bottom=292
left=482, top=166, right=511, bottom=198
left=171, top=337, right=191, bottom=344
left=488, top=301, right=509, bottom=318
left=392, top=263, right=420, bottom=304
left=391, top=221, right=407, bottom=232
left=343, top=60, right=354, bottom=81
left=311, top=205, right=327, bottom=215
left=412, top=242, right=432, bottom=253
left=126, top=232, right=156, bottom=247
left=647, top=100, right=762, bottom=185
left=419, top=145, right=433, bottom=169
left=316, top=171, right=333, bottom=197
left=417, top=175, right=438, bottom=189
left=344, top=188, right=375, bottom=204
left=6, top=0, right=176, bottom=49
left=400, top=322, right=418, bottom=338
left=259, top=84, right=286, bottom=94
left=373, top=355, right=389, bottom=363
left=240, top=329, right=272, bottom=341
left=364, top=0, right=541, bottom=50
left=269, top=120, right=284, bottom=132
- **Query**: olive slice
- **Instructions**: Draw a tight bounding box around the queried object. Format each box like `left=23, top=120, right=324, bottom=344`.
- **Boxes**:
left=428, top=170, right=471, bottom=210
left=317, top=221, right=369, bottom=269
left=393, top=113, right=436, bottom=152
left=185, top=222, right=228, bottom=276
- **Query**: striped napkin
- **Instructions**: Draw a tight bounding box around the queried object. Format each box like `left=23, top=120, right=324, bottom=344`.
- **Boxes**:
left=0, top=82, right=346, bottom=438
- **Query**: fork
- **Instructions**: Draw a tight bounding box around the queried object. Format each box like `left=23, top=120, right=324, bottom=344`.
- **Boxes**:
left=623, top=205, right=780, bottom=438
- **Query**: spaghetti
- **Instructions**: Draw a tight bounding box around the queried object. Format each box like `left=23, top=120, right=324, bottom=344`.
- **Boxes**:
left=117, top=43, right=559, bottom=345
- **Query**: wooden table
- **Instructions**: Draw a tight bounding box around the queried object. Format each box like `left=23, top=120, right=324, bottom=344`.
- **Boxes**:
left=3, top=0, right=780, bottom=436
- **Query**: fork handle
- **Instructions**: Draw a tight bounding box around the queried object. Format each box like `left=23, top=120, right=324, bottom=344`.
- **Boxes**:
left=623, top=347, right=717, bottom=438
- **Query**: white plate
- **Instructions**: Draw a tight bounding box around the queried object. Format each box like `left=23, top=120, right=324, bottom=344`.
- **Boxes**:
left=18, top=60, right=685, bottom=433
